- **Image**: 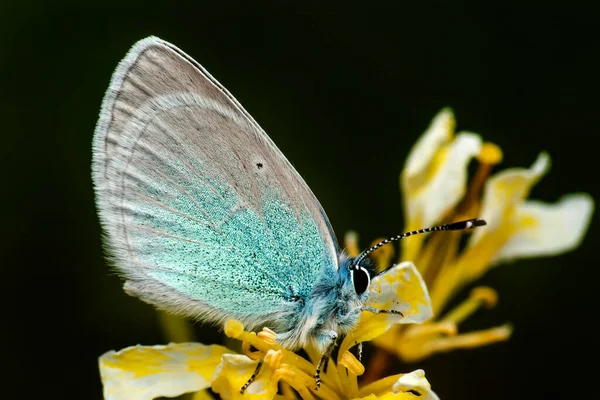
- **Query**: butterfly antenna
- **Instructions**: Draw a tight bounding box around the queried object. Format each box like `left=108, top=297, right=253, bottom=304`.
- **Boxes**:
left=351, top=218, right=487, bottom=268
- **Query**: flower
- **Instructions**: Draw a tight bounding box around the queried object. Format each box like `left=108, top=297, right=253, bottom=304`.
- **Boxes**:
left=99, top=262, right=440, bottom=399
left=354, top=108, right=594, bottom=373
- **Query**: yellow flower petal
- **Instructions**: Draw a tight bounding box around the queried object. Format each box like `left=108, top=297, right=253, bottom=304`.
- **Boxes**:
left=192, top=390, right=217, bottom=400
left=357, top=370, right=439, bottom=399
left=212, top=354, right=279, bottom=400
left=403, top=108, right=455, bottom=185
left=491, top=193, right=594, bottom=264
left=391, top=370, right=440, bottom=400
left=401, top=109, right=482, bottom=259
left=367, top=262, right=433, bottom=324
left=338, top=262, right=432, bottom=357
left=440, top=286, right=498, bottom=325
left=446, top=152, right=551, bottom=299
left=469, top=151, right=551, bottom=248
left=375, top=289, right=508, bottom=363
left=99, top=343, right=230, bottom=400
left=395, top=323, right=513, bottom=362
left=406, top=132, right=481, bottom=229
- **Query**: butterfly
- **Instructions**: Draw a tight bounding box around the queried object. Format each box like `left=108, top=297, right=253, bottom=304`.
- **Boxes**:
left=92, top=36, right=485, bottom=390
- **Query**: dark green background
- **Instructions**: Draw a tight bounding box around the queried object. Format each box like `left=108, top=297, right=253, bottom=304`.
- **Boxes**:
left=2, top=2, right=598, bottom=399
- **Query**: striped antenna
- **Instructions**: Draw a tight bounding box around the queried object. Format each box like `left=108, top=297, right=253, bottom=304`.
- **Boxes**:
left=351, top=218, right=487, bottom=269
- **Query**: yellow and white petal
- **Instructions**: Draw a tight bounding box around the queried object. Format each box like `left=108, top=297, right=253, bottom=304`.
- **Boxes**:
left=403, top=108, right=455, bottom=187
left=356, top=370, right=440, bottom=399
left=451, top=153, right=552, bottom=292
left=99, top=342, right=230, bottom=400
left=394, top=323, right=513, bottom=363
left=491, top=193, right=594, bottom=264
left=192, top=390, right=217, bottom=400
left=401, top=108, right=454, bottom=261
left=212, top=354, right=278, bottom=400
left=469, top=152, right=551, bottom=248
left=367, top=262, right=433, bottom=324
left=391, top=370, right=440, bottom=400
left=338, top=262, right=432, bottom=356
left=402, top=112, right=482, bottom=259
left=406, top=132, right=481, bottom=229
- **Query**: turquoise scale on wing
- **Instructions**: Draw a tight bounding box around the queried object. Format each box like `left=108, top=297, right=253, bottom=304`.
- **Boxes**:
left=260, top=196, right=332, bottom=300
left=123, top=152, right=333, bottom=317
left=124, top=173, right=275, bottom=313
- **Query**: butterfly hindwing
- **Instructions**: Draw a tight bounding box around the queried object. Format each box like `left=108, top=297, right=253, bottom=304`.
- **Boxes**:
left=92, top=37, right=338, bottom=327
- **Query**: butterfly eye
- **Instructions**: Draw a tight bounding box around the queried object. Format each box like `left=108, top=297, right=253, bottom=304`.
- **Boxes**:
left=351, top=266, right=370, bottom=295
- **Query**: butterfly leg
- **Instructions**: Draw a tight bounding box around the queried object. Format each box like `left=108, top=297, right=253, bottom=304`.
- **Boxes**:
left=357, top=341, right=363, bottom=362
left=362, top=305, right=404, bottom=317
left=315, top=330, right=339, bottom=391
left=240, top=361, right=263, bottom=394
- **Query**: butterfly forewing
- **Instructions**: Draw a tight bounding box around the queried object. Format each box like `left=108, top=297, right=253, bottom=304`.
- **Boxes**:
left=92, top=37, right=338, bottom=327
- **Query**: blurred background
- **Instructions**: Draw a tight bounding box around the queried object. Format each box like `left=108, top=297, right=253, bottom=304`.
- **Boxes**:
left=1, top=1, right=598, bottom=399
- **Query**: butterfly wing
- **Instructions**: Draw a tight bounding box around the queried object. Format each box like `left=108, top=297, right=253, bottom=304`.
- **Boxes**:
left=92, top=37, right=338, bottom=328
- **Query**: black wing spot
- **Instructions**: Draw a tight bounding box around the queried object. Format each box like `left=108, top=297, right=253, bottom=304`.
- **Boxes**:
left=256, top=162, right=264, bottom=169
